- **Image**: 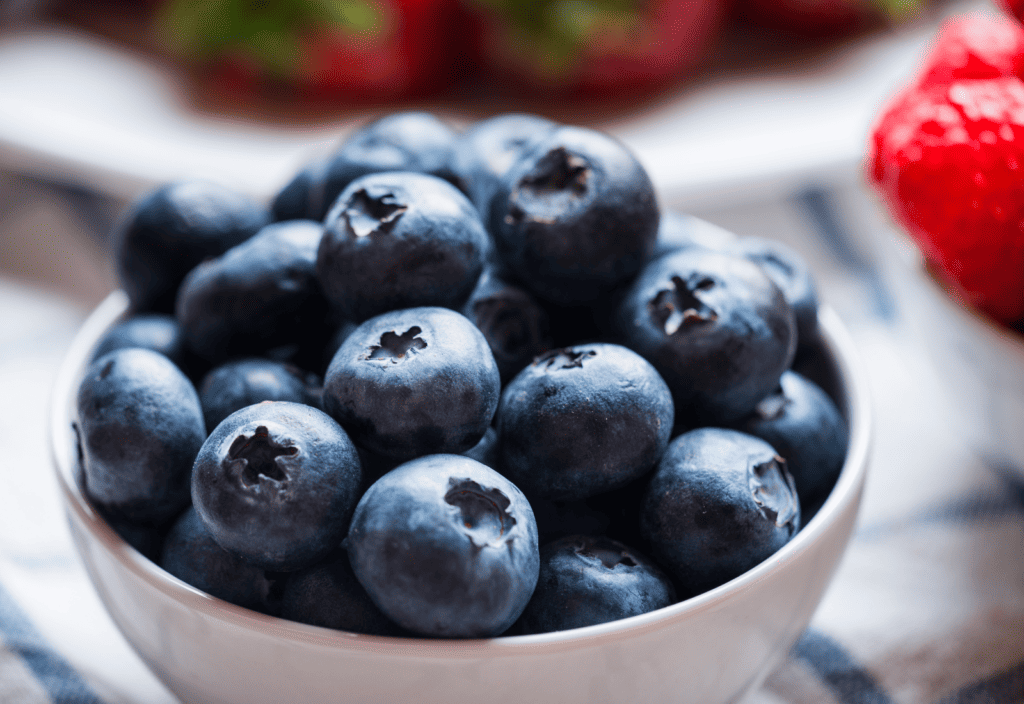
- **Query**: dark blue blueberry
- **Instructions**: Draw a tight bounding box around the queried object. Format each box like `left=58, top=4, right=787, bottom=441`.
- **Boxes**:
left=160, top=507, right=281, bottom=614
left=272, top=112, right=462, bottom=222
left=114, top=181, right=269, bottom=313
left=498, top=343, right=673, bottom=501
left=640, top=428, right=800, bottom=597
left=280, top=549, right=401, bottom=635
left=616, top=248, right=797, bottom=425
left=316, top=172, right=487, bottom=322
left=191, top=401, right=363, bottom=572
left=76, top=348, right=205, bottom=524
left=461, top=268, right=551, bottom=384
left=176, top=220, right=329, bottom=363
left=488, top=125, right=659, bottom=306
left=728, top=236, right=820, bottom=348
left=198, top=358, right=322, bottom=434
left=462, top=425, right=499, bottom=469
left=650, top=211, right=737, bottom=259
left=733, top=371, right=848, bottom=511
left=451, top=113, right=557, bottom=224
left=517, top=535, right=675, bottom=634
left=91, top=313, right=186, bottom=369
left=346, top=454, right=539, bottom=638
left=322, top=307, right=500, bottom=461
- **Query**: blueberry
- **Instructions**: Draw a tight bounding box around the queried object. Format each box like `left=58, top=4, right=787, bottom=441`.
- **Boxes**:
left=498, top=343, right=673, bottom=501
left=322, top=307, right=500, bottom=461
left=462, top=425, right=499, bottom=469
left=733, top=371, right=847, bottom=512
left=346, top=454, right=539, bottom=638
left=616, top=247, right=797, bottom=425
left=76, top=348, right=205, bottom=524
left=529, top=498, right=612, bottom=545
left=114, top=181, right=269, bottom=313
left=517, top=535, right=675, bottom=634
left=91, top=313, right=186, bottom=369
left=176, top=220, right=329, bottom=363
left=640, top=428, right=800, bottom=596
left=160, top=507, right=281, bottom=614
left=488, top=125, right=659, bottom=306
left=451, top=113, right=557, bottom=223
left=280, top=549, right=401, bottom=636
left=191, top=401, right=362, bottom=572
left=728, top=236, right=820, bottom=348
left=198, top=359, right=322, bottom=434
left=316, top=172, right=487, bottom=322
left=272, top=112, right=462, bottom=222
left=650, top=210, right=737, bottom=259
left=461, top=268, right=551, bottom=384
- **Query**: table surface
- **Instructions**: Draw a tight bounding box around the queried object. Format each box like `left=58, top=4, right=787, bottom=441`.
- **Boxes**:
left=0, top=2, right=1022, bottom=702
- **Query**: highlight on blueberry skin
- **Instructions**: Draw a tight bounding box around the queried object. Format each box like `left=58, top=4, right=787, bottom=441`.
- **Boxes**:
left=191, top=402, right=363, bottom=572
left=617, top=247, right=797, bottom=425
left=488, top=125, right=660, bottom=306
left=76, top=347, right=205, bottom=525
left=316, top=171, right=488, bottom=323
left=498, top=342, right=674, bottom=501
left=517, top=535, right=676, bottom=635
left=345, top=455, right=540, bottom=638
left=640, top=428, right=801, bottom=597
left=322, top=307, right=500, bottom=461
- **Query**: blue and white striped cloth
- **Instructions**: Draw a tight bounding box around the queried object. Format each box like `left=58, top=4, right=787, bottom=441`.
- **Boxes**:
left=0, top=175, right=1021, bottom=704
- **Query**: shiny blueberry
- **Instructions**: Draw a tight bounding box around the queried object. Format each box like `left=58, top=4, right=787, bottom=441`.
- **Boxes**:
left=191, top=401, right=362, bottom=572
left=197, top=358, right=322, bottom=434
left=617, top=247, right=797, bottom=425
left=498, top=342, right=673, bottom=501
left=451, top=112, right=557, bottom=224
left=346, top=454, right=539, bottom=638
left=176, top=220, right=329, bottom=363
left=733, top=370, right=847, bottom=512
left=160, top=507, right=281, bottom=614
left=517, top=535, right=675, bottom=634
left=316, top=172, right=487, bottom=322
left=114, top=181, right=269, bottom=313
left=322, top=307, right=500, bottom=461
left=272, top=112, right=462, bottom=222
left=488, top=125, right=659, bottom=306
left=640, top=428, right=800, bottom=597
left=76, top=348, right=205, bottom=524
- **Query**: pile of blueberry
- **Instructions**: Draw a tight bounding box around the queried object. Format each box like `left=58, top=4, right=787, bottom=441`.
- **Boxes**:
left=74, top=111, right=848, bottom=639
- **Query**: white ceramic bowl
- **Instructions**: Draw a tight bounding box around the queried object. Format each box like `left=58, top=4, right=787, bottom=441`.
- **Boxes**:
left=51, top=292, right=871, bottom=704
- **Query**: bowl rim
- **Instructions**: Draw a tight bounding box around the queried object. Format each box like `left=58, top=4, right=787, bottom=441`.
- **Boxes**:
left=50, top=292, right=871, bottom=657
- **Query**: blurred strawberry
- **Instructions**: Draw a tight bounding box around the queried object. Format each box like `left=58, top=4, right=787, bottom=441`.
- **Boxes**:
left=462, top=0, right=724, bottom=95
left=156, top=0, right=462, bottom=100
left=733, top=0, right=925, bottom=39
left=1001, top=0, right=1024, bottom=24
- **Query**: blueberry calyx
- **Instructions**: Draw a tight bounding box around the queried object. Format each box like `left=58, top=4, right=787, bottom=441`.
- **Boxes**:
left=573, top=537, right=638, bottom=570
left=363, top=327, right=427, bottom=363
left=748, top=456, right=799, bottom=530
left=344, top=189, right=407, bottom=238
left=648, top=275, right=718, bottom=335
left=506, top=148, right=590, bottom=225
left=537, top=348, right=596, bottom=370
left=444, top=478, right=517, bottom=547
left=225, top=425, right=295, bottom=486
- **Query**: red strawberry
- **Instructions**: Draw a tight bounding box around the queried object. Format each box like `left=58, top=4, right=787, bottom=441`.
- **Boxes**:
left=869, top=77, right=1024, bottom=322
left=1000, top=0, right=1024, bottom=24
left=462, top=0, right=724, bottom=96
left=915, top=14, right=1024, bottom=88
left=733, top=0, right=924, bottom=39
